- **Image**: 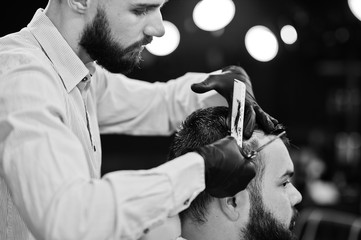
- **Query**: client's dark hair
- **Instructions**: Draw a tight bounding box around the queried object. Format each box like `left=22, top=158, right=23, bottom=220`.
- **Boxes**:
left=167, top=106, right=287, bottom=225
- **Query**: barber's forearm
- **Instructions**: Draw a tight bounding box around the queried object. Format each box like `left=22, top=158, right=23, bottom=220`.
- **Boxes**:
left=5, top=149, right=204, bottom=240
left=97, top=72, right=226, bottom=136
left=102, top=153, right=205, bottom=239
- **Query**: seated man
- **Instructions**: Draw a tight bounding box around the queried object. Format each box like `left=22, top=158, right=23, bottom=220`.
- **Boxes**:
left=168, top=106, right=302, bottom=240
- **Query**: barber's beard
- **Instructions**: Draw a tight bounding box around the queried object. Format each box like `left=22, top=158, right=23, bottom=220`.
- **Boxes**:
left=241, top=189, right=298, bottom=240
left=79, top=7, right=152, bottom=74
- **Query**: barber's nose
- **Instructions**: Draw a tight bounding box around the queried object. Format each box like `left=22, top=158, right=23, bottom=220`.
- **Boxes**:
left=144, top=11, right=165, bottom=37
left=290, top=185, right=302, bottom=206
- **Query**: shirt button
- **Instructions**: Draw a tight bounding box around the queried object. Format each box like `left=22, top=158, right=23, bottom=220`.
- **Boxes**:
left=143, top=228, right=149, bottom=234
left=184, top=199, right=190, bottom=205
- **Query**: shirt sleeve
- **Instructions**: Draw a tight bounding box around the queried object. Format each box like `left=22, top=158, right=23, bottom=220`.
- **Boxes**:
left=94, top=67, right=227, bottom=135
left=104, top=152, right=204, bottom=239
left=0, top=54, right=205, bottom=240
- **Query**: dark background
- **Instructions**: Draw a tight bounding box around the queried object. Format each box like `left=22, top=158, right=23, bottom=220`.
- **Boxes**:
left=2, top=0, right=361, bottom=238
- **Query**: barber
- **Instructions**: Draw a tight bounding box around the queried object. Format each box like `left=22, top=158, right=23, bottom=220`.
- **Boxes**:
left=0, top=1, right=277, bottom=240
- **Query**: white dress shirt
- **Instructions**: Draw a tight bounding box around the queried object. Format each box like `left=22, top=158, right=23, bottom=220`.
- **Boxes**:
left=0, top=9, right=226, bottom=240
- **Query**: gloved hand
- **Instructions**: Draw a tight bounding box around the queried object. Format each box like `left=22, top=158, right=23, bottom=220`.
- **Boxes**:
left=195, top=136, right=256, bottom=198
left=191, top=65, right=278, bottom=138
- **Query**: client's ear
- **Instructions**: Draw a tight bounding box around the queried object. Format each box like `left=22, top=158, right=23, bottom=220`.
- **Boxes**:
left=219, top=190, right=249, bottom=222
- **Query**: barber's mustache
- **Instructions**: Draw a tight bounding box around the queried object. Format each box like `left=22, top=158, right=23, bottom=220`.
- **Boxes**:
left=134, top=36, right=153, bottom=48
left=141, top=36, right=153, bottom=45
left=123, top=36, right=153, bottom=53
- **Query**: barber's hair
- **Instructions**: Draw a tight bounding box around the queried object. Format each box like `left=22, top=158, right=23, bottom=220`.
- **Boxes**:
left=167, top=106, right=287, bottom=224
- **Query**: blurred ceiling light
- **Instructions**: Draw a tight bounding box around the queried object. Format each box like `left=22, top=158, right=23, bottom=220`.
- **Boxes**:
left=245, top=25, right=279, bottom=62
left=193, top=0, right=236, bottom=32
left=146, top=21, right=180, bottom=56
left=348, top=0, right=361, bottom=21
left=280, top=25, right=298, bottom=44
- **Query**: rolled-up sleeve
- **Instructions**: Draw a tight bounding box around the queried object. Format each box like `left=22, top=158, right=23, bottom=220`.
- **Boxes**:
left=95, top=68, right=227, bottom=136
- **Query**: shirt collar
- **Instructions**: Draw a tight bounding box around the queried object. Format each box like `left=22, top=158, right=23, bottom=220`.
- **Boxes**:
left=27, top=9, right=90, bottom=93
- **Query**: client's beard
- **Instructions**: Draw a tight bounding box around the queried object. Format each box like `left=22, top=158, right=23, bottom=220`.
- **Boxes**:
left=79, top=6, right=152, bottom=74
left=241, top=188, right=298, bottom=240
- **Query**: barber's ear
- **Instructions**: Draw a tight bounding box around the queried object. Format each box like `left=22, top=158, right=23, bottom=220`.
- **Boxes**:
left=219, top=190, right=249, bottom=222
left=67, top=0, right=90, bottom=13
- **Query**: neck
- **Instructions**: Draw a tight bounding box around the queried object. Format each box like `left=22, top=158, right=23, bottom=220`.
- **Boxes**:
left=181, top=218, right=212, bottom=240
left=181, top=216, right=240, bottom=240
left=44, top=0, right=92, bottom=64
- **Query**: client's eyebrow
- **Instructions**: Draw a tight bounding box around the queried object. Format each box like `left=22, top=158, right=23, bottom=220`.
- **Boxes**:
left=280, top=170, right=294, bottom=179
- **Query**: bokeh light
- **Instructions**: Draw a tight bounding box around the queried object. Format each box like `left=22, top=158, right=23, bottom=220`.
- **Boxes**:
left=146, top=21, right=180, bottom=56
left=193, top=0, right=235, bottom=32
left=348, top=0, right=361, bottom=21
left=245, top=25, right=279, bottom=62
left=280, top=25, right=298, bottom=44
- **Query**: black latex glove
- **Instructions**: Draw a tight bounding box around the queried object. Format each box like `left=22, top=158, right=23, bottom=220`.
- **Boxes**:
left=191, top=65, right=278, bottom=138
left=195, top=136, right=256, bottom=198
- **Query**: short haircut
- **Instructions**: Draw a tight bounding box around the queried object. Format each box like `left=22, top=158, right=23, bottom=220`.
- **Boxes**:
left=167, top=106, right=287, bottom=224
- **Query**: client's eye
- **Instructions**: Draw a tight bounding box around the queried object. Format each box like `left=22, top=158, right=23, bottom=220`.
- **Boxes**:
left=133, top=8, right=149, bottom=16
left=282, top=180, right=290, bottom=187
